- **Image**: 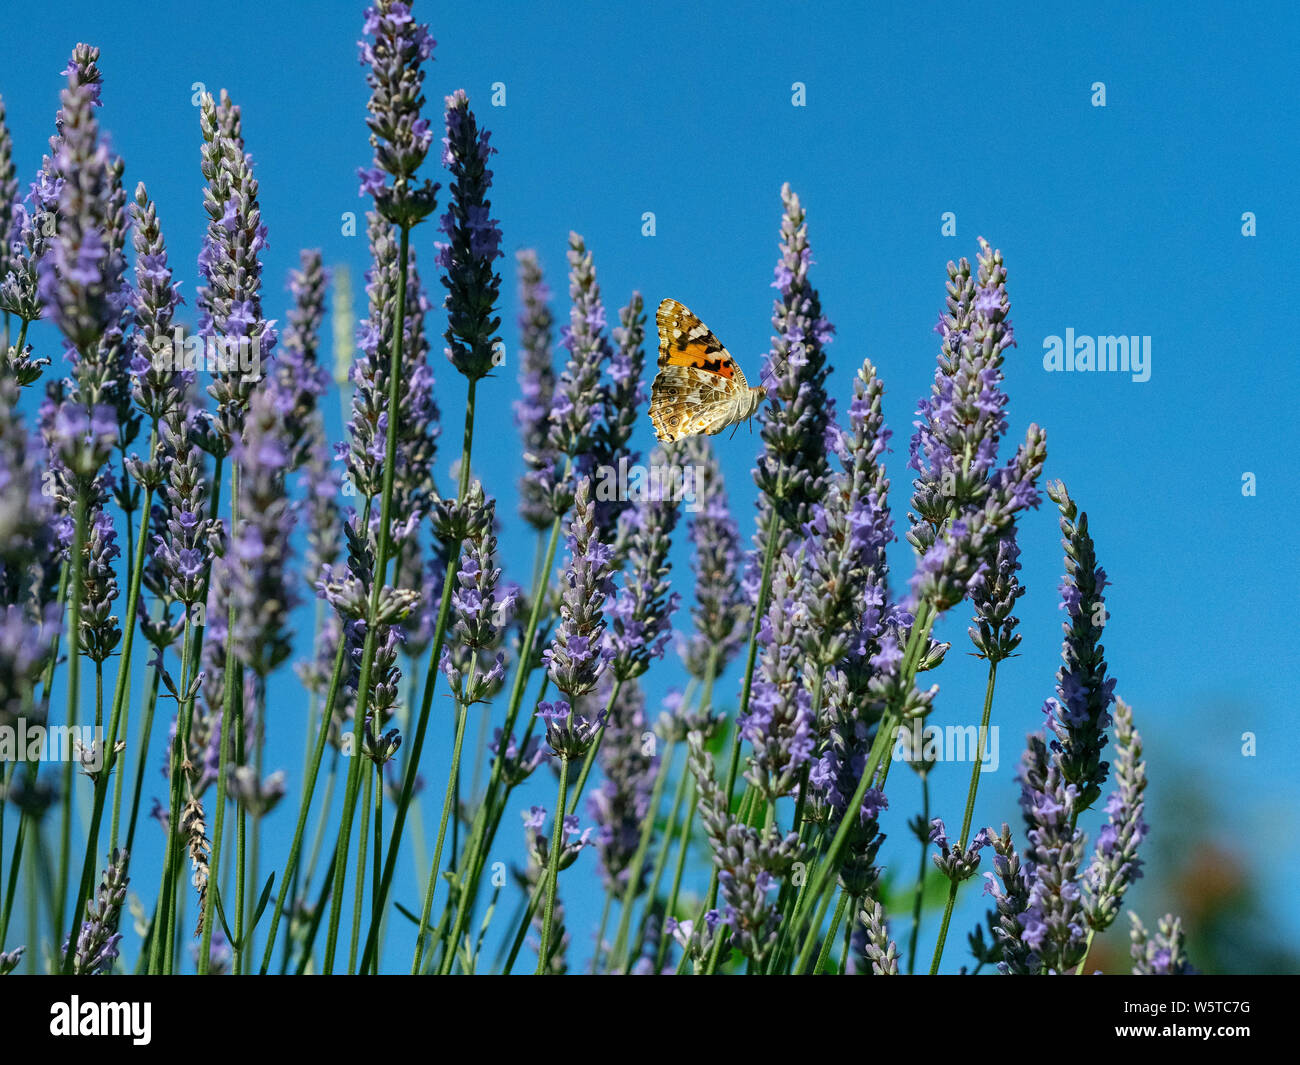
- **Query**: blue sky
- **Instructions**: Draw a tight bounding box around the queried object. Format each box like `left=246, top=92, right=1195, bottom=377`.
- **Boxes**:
left=5, top=0, right=1298, bottom=972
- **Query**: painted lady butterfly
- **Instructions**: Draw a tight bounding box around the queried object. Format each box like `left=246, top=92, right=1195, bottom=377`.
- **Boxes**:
left=648, top=298, right=767, bottom=443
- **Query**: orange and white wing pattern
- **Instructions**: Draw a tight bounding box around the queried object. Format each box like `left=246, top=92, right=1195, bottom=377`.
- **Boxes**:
left=648, top=298, right=767, bottom=443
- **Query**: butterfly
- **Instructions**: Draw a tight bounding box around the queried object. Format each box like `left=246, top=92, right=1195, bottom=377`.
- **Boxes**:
left=648, top=298, right=767, bottom=443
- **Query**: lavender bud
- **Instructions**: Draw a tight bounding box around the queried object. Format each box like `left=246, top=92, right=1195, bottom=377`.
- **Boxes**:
left=1082, top=698, right=1147, bottom=933
left=437, top=90, right=502, bottom=382
left=357, top=0, right=439, bottom=227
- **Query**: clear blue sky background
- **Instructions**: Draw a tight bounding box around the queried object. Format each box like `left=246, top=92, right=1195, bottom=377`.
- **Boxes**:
left=5, top=0, right=1297, bottom=972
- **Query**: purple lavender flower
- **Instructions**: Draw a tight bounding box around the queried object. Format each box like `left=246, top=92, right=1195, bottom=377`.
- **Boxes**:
left=905, top=240, right=1046, bottom=621
left=1041, top=479, right=1115, bottom=812
left=590, top=293, right=647, bottom=543
left=151, top=398, right=216, bottom=610
left=980, top=822, right=1039, bottom=974
left=276, top=249, right=330, bottom=470
left=545, top=234, right=612, bottom=491
left=537, top=699, right=604, bottom=761
left=752, top=183, right=835, bottom=546
left=542, top=478, right=615, bottom=699
left=0, top=93, right=17, bottom=277
left=514, top=249, right=558, bottom=528
left=197, top=90, right=275, bottom=447
left=78, top=504, right=120, bottom=663
left=38, top=47, right=126, bottom=362
left=908, top=240, right=1015, bottom=545
left=930, top=818, right=994, bottom=883
left=968, top=530, right=1026, bottom=663
left=587, top=678, right=657, bottom=891
left=1129, top=913, right=1196, bottom=975
left=357, top=0, right=439, bottom=227
left=438, top=90, right=502, bottom=381
left=0, top=602, right=60, bottom=730
left=1082, top=698, right=1147, bottom=933
left=345, top=211, right=439, bottom=534
left=858, top=891, right=899, bottom=975
left=0, top=379, right=57, bottom=608
left=67, top=848, right=128, bottom=974
left=742, top=556, right=815, bottom=801
left=606, top=450, right=681, bottom=681
left=0, top=50, right=103, bottom=338
left=1016, top=734, right=1089, bottom=973
left=230, top=375, right=297, bottom=676
left=127, top=183, right=185, bottom=425
left=523, top=805, right=594, bottom=871
left=676, top=435, right=747, bottom=681
left=491, top=727, right=546, bottom=788
left=688, top=733, right=802, bottom=966
left=439, top=486, right=516, bottom=703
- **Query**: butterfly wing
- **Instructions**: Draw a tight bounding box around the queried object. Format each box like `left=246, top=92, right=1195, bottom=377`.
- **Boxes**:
left=650, top=299, right=752, bottom=442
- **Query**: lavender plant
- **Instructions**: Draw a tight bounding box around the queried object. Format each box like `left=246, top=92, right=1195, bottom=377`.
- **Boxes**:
left=0, top=0, right=1202, bottom=984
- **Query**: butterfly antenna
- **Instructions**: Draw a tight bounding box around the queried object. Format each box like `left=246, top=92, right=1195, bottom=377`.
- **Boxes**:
left=758, top=353, right=790, bottom=391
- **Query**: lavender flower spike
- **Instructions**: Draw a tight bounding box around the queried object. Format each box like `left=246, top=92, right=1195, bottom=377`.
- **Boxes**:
left=1129, top=912, right=1196, bottom=975
left=678, top=434, right=748, bottom=681
left=742, top=555, right=815, bottom=801
left=688, top=732, right=802, bottom=966
left=276, top=249, right=330, bottom=471
left=231, top=375, right=298, bottom=676
left=980, top=822, right=1038, bottom=975
left=1016, top=735, right=1088, bottom=973
left=68, top=848, right=129, bottom=974
left=753, top=182, right=835, bottom=543
left=542, top=477, right=615, bottom=699
left=514, top=249, right=558, bottom=528
left=197, top=89, right=276, bottom=447
left=438, top=89, right=503, bottom=381
left=607, top=446, right=681, bottom=682
left=545, top=233, right=612, bottom=488
left=39, top=47, right=126, bottom=360
left=358, top=0, right=439, bottom=227
left=1042, top=479, right=1116, bottom=811
left=1082, top=698, right=1147, bottom=934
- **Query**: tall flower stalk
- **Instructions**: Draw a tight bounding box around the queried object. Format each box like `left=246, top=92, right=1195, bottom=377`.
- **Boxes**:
left=319, top=0, right=440, bottom=974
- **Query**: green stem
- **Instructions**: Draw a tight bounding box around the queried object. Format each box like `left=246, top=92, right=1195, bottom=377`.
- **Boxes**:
left=907, top=771, right=931, bottom=974
left=792, top=600, right=937, bottom=964
left=56, top=488, right=89, bottom=961
left=324, top=220, right=412, bottom=973
left=358, top=379, right=478, bottom=974
left=1076, top=928, right=1097, bottom=974
left=257, top=636, right=349, bottom=972
left=199, top=458, right=242, bottom=974
left=815, top=890, right=850, bottom=974
left=65, top=468, right=156, bottom=972
left=929, top=660, right=999, bottom=976
left=347, top=766, right=373, bottom=973
left=123, top=663, right=161, bottom=857
left=535, top=755, right=570, bottom=974
left=591, top=889, right=615, bottom=974
left=434, top=500, right=568, bottom=973
left=410, top=665, right=474, bottom=973
left=150, top=618, right=194, bottom=975
left=608, top=736, right=676, bottom=973
left=655, top=775, right=696, bottom=973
